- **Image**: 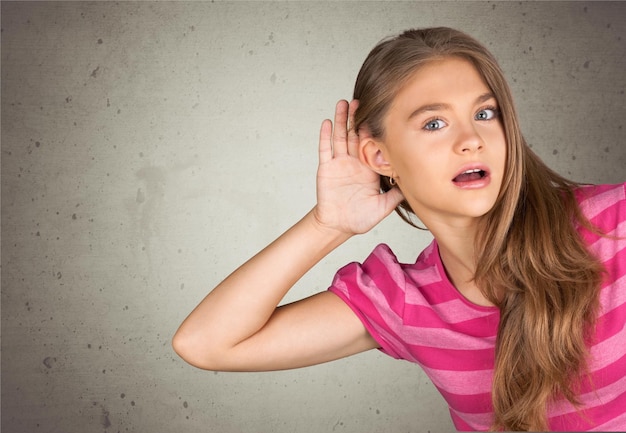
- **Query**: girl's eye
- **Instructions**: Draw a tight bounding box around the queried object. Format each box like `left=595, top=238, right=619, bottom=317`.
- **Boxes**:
left=475, top=108, right=499, bottom=121
left=424, top=119, right=447, bottom=131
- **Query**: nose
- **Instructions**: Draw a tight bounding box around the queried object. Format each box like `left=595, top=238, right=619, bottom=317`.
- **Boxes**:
left=453, top=122, right=484, bottom=154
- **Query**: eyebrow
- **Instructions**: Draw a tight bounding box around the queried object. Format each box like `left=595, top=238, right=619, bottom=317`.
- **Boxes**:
left=407, top=92, right=496, bottom=120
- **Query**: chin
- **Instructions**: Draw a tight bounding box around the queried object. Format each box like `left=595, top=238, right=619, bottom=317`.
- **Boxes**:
left=459, top=199, right=498, bottom=218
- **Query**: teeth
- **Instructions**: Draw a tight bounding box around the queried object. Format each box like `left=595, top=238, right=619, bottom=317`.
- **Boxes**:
left=463, top=169, right=482, bottom=174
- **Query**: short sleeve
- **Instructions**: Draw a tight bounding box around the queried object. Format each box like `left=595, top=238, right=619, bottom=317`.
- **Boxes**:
left=328, top=244, right=411, bottom=360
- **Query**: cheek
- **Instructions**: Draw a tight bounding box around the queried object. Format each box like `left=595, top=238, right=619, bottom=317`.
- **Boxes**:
left=488, top=125, right=507, bottom=158
left=494, top=135, right=508, bottom=178
left=395, top=154, right=441, bottom=187
left=486, top=121, right=506, bottom=142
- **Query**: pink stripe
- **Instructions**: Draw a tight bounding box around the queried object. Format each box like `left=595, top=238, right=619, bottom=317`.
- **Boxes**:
left=369, top=246, right=408, bottom=294
left=580, top=352, right=626, bottom=395
left=578, top=184, right=624, bottom=245
left=598, top=272, right=626, bottom=314
left=405, top=344, right=495, bottom=371
left=404, top=303, right=499, bottom=338
left=449, top=407, right=493, bottom=430
left=331, top=250, right=498, bottom=359
left=360, top=253, right=407, bottom=317
left=430, top=298, right=498, bottom=323
left=329, top=285, right=406, bottom=360
left=370, top=293, right=499, bottom=349
left=550, top=371, right=626, bottom=417
left=406, top=241, right=469, bottom=305
left=579, top=203, right=623, bottom=244
left=405, top=262, right=444, bottom=287
left=590, top=199, right=625, bottom=230
left=578, top=183, right=625, bottom=220
left=437, top=387, right=492, bottom=414
left=595, top=293, right=626, bottom=345
left=368, top=319, right=418, bottom=361
left=419, top=241, right=437, bottom=262
left=335, top=279, right=405, bottom=345
left=448, top=409, right=481, bottom=431
left=590, top=410, right=626, bottom=431
left=394, top=325, right=497, bottom=350
left=587, top=220, right=626, bottom=262
left=332, top=251, right=405, bottom=322
left=408, top=279, right=462, bottom=304
left=445, top=371, right=626, bottom=431
left=446, top=370, right=626, bottom=431
left=404, top=297, right=497, bottom=325
left=589, top=311, right=626, bottom=371
left=340, top=259, right=500, bottom=351
left=421, top=365, right=493, bottom=395
left=343, top=272, right=405, bottom=336
left=550, top=384, right=626, bottom=430
left=404, top=305, right=500, bottom=340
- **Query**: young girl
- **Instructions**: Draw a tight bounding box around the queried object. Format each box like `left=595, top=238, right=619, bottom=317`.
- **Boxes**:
left=173, top=27, right=625, bottom=431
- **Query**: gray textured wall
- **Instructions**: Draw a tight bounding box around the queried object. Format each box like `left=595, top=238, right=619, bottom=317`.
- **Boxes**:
left=2, top=2, right=624, bottom=432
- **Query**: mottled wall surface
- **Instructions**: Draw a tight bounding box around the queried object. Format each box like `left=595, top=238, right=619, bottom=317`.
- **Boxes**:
left=1, top=2, right=624, bottom=432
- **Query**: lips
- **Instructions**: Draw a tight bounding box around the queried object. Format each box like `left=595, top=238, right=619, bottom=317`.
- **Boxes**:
left=453, top=168, right=486, bottom=182
left=452, top=164, right=491, bottom=188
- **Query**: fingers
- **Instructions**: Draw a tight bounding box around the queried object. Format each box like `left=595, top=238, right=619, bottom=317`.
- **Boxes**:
left=332, top=100, right=349, bottom=157
left=347, top=100, right=360, bottom=156
left=318, top=119, right=333, bottom=164
left=320, top=99, right=359, bottom=163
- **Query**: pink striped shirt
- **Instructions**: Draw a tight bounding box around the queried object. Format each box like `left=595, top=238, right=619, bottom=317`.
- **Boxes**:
left=329, top=183, right=626, bottom=431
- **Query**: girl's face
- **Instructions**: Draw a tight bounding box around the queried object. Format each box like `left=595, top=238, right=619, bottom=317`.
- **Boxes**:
left=376, top=56, right=507, bottom=228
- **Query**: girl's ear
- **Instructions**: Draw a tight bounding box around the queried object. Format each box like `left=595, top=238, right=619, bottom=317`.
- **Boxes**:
left=359, top=136, right=394, bottom=178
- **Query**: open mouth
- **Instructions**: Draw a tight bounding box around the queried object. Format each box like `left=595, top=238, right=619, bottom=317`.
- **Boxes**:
left=453, top=168, right=488, bottom=183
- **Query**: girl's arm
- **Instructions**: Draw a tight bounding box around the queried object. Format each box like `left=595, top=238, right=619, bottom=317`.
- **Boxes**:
left=172, top=100, right=404, bottom=371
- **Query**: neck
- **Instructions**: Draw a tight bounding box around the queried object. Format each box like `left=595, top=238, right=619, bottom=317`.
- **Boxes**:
left=428, top=219, right=495, bottom=307
left=435, top=227, right=476, bottom=284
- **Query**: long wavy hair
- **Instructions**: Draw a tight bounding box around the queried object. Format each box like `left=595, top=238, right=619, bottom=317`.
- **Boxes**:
left=352, top=27, right=605, bottom=431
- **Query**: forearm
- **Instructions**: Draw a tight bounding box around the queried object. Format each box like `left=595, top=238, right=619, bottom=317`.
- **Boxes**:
left=172, top=209, right=351, bottom=367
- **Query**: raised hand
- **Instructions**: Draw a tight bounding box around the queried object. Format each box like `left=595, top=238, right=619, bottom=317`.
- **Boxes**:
left=313, top=100, right=404, bottom=236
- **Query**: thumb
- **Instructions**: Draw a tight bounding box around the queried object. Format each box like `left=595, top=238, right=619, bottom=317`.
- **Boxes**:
left=381, top=187, right=405, bottom=215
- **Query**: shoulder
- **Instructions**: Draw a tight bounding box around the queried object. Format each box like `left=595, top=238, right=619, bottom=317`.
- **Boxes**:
left=332, top=242, right=439, bottom=290
left=575, top=183, right=626, bottom=298
left=575, top=182, right=626, bottom=221
left=330, top=241, right=447, bottom=320
left=328, top=242, right=447, bottom=360
left=331, top=243, right=405, bottom=296
left=330, top=243, right=426, bottom=310
left=574, top=182, right=626, bottom=240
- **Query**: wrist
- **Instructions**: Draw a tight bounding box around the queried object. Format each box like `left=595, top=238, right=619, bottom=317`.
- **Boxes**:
left=305, top=208, right=354, bottom=246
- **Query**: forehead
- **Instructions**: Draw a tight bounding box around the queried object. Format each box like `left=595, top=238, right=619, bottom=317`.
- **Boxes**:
left=394, top=57, right=492, bottom=107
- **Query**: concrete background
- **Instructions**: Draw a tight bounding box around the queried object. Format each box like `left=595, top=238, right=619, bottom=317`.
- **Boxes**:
left=2, top=1, right=624, bottom=432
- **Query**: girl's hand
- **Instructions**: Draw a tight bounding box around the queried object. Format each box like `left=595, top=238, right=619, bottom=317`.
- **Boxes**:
left=313, top=100, right=404, bottom=236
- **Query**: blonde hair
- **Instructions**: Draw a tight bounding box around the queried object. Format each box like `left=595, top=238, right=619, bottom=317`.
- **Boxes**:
left=353, top=27, right=604, bottom=431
